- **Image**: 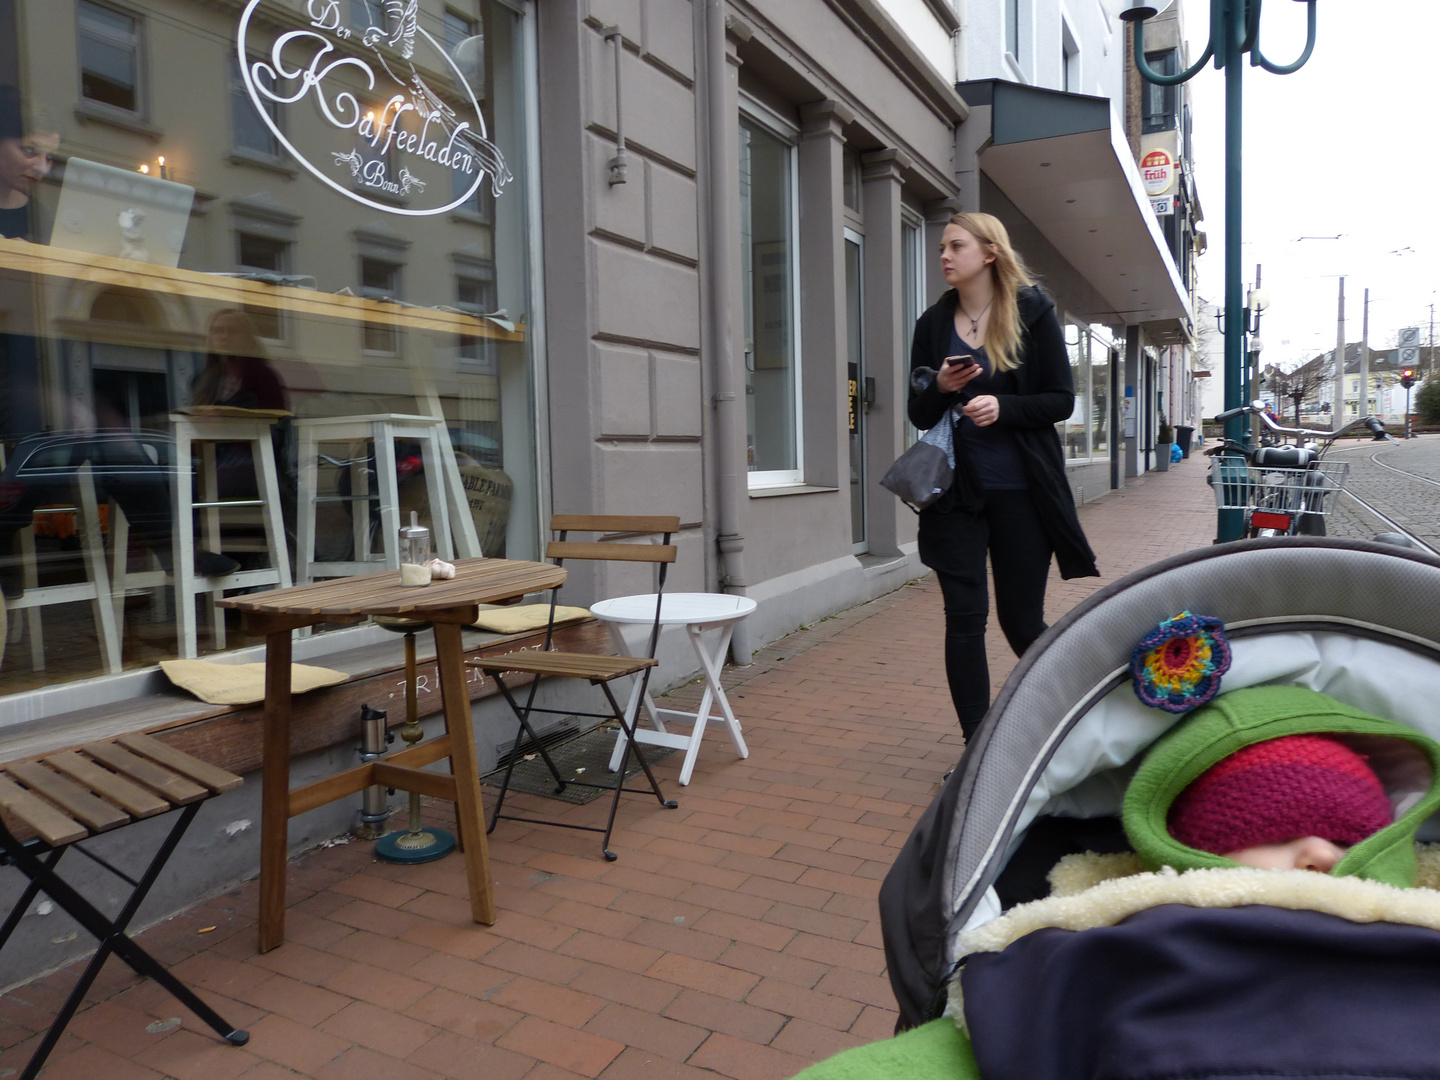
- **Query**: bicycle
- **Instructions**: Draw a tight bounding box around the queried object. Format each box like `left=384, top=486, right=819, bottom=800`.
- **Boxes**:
left=1206, top=403, right=1396, bottom=538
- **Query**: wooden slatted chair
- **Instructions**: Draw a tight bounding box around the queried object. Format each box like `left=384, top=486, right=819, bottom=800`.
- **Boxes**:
left=0, top=734, right=250, bottom=1080
left=468, top=514, right=680, bottom=860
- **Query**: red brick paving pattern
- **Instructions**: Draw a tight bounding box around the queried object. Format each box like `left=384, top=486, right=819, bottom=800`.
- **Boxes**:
left=0, top=463, right=1215, bottom=1078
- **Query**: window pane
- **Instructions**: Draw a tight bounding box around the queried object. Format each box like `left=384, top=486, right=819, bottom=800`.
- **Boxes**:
left=79, top=1, right=134, bottom=37
left=1091, top=333, right=1110, bottom=457
left=740, top=118, right=797, bottom=475
left=360, top=258, right=400, bottom=352
left=1063, top=323, right=1088, bottom=458
left=237, top=235, right=288, bottom=337
left=901, top=221, right=921, bottom=447
left=232, top=57, right=278, bottom=156
left=445, top=10, right=477, bottom=54
left=79, top=10, right=137, bottom=113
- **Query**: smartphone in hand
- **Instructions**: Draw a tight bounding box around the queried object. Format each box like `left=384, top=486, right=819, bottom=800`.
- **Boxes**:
left=943, top=355, right=977, bottom=371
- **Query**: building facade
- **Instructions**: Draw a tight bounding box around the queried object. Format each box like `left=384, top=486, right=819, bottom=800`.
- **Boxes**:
left=0, top=0, right=1203, bottom=979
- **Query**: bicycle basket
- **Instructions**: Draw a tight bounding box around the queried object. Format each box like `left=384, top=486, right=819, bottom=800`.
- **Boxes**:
left=1211, top=460, right=1351, bottom=518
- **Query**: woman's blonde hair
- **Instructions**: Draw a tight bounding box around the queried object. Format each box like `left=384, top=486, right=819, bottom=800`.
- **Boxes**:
left=947, top=212, right=1034, bottom=373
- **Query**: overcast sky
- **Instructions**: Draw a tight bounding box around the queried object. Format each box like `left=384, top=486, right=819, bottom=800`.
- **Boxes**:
left=1183, top=0, right=1439, bottom=373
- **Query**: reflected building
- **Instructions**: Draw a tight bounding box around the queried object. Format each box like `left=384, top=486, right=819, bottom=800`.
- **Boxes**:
left=0, top=0, right=530, bottom=688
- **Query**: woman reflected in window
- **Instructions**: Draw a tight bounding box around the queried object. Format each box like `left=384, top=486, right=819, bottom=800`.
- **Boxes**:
left=0, top=87, right=57, bottom=242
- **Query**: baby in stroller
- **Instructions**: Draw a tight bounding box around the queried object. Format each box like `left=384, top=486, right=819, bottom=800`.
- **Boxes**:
left=793, top=539, right=1440, bottom=1080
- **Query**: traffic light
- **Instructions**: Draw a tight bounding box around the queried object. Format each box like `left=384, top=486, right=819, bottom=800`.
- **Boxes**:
left=1402, top=368, right=1416, bottom=389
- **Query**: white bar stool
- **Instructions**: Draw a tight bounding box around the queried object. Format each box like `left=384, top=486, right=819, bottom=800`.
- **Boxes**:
left=293, top=414, right=480, bottom=584
left=592, top=592, right=756, bottom=786
left=170, top=413, right=292, bottom=659
left=5, top=463, right=122, bottom=674
left=108, top=499, right=169, bottom=632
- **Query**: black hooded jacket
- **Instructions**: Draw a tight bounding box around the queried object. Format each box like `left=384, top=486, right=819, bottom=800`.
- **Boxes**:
left=908, top=285, right=1097, bottom=580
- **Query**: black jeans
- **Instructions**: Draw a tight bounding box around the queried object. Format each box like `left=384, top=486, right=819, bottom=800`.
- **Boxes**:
left=919, top=488, right=1053, bottom=741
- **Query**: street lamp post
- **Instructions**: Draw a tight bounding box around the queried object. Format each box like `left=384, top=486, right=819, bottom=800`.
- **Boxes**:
left=1122, top=0, right=1318, bottom=541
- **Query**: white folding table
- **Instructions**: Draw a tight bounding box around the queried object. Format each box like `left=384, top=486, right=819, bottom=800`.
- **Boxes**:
left=590, top=592, right=755, bottom=786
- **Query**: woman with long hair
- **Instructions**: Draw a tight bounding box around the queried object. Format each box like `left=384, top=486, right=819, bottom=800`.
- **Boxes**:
left=909, top=212, right=1098, bottom=741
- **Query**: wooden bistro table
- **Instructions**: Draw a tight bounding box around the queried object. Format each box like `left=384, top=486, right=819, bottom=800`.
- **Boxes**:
left=220, top=557, right=565, bottom=952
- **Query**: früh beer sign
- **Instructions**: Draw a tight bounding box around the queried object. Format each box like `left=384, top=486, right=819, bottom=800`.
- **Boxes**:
left=1140, top=148, right=1174, bottom=197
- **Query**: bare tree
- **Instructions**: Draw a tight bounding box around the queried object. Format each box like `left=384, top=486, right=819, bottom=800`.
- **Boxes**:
left=1270, top=366, right=1326, bottom=426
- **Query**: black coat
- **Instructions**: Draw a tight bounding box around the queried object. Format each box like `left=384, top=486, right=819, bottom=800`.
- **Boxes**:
left=908, top=285, right=1098, bottom=580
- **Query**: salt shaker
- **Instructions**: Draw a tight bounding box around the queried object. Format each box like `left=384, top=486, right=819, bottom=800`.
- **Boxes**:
left=398, top=511, right=431, bottom=586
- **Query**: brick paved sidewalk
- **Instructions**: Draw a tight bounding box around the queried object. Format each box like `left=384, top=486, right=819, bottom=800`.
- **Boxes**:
left=0, top=460, right=1216, bottom=1080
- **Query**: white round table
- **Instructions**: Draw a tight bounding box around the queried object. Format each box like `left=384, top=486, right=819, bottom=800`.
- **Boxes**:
left=589, top=592, right=756, bottom=786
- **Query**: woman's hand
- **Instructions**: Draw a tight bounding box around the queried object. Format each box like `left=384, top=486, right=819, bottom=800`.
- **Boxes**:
left=961, top=394, right=1000, bottom=427
left=937, top=358, right=983, bottom=395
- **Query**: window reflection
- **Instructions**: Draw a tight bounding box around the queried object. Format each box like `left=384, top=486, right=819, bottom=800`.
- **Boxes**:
left=0, top=0, right=533, bottom=693
left=78, top=1, right=140, bottom=115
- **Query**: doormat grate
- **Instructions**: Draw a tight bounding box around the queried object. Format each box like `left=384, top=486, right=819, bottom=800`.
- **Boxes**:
left=482, top=724, right=676, bottom=805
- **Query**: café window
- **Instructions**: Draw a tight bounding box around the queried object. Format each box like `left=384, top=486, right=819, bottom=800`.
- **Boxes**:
left=739, top=107, right=802, bottom=485
left=0, top=0, right=536, bottom=699
left=78, top=0, right=142, bottom=115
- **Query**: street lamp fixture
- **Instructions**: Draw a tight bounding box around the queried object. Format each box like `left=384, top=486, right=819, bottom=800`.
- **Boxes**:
left=1122, top=0, right=1319, bottom=541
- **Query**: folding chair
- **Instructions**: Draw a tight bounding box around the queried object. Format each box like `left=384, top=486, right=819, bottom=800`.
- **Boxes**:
left=469, top=514, right=680, bottom=860
left=0, top=735, right=251, bottom=1079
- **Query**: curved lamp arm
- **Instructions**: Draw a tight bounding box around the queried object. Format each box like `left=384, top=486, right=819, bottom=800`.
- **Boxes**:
left=1250, top=1, right=1318, bottom=75
left=1122, top=6, right=1214, bottom=85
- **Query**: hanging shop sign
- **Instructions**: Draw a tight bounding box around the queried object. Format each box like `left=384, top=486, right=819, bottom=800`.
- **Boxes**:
left=1149, top=193, right=1174, bottom=216
left=1140, top=149, right=1173, bottom=197
left=237, top=0, right=512, bottom=216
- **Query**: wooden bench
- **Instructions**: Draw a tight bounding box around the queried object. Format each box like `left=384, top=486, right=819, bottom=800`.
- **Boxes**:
left=0, top=734, right=250, bottom=1080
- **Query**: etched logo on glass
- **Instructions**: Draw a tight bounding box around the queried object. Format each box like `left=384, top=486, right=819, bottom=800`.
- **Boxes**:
left=237, top=0, right=511, bottom=216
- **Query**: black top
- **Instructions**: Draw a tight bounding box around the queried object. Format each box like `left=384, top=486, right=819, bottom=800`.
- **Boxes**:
left=947, top=329, right=1026, bottom=491
left=0, top=202, right=31, bottom=240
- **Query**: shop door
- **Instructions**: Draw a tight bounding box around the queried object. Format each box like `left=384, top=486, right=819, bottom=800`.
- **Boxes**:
left=844, top=230, right=866, bottom=553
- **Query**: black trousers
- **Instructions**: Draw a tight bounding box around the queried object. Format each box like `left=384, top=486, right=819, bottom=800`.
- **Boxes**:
left=919, top=488, right=1053, bottom=741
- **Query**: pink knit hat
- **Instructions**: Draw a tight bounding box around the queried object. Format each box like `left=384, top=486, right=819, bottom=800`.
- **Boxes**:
left=1168, top=733, right=1393, bottom=856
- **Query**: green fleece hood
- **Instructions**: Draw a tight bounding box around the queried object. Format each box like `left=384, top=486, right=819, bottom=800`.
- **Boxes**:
left=1124, top=685, right=1440, bottom=888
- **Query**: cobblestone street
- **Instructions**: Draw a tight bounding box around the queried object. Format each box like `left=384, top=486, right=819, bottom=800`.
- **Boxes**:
left=1317, top=435, right=1440, bottom=549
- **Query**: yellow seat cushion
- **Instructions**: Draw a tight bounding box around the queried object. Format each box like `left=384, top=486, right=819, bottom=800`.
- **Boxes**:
left=159, top=659, right=348, bottom=705
left=469, top=604, right=591, bottom=634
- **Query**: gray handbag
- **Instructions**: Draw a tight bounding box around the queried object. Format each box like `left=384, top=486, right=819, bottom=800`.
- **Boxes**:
left=880, top=403, right=956, bottom=511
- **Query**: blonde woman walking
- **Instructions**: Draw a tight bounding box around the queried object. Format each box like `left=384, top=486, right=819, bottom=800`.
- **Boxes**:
left=908, top=212, right=1098, bottom=741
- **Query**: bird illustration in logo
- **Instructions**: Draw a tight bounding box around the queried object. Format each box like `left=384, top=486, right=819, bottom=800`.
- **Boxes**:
left=382, top=0, right=419, bottom=60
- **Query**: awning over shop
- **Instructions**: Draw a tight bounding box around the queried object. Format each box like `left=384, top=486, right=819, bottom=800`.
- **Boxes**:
left=959, top=80, right=1192, bottom=338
